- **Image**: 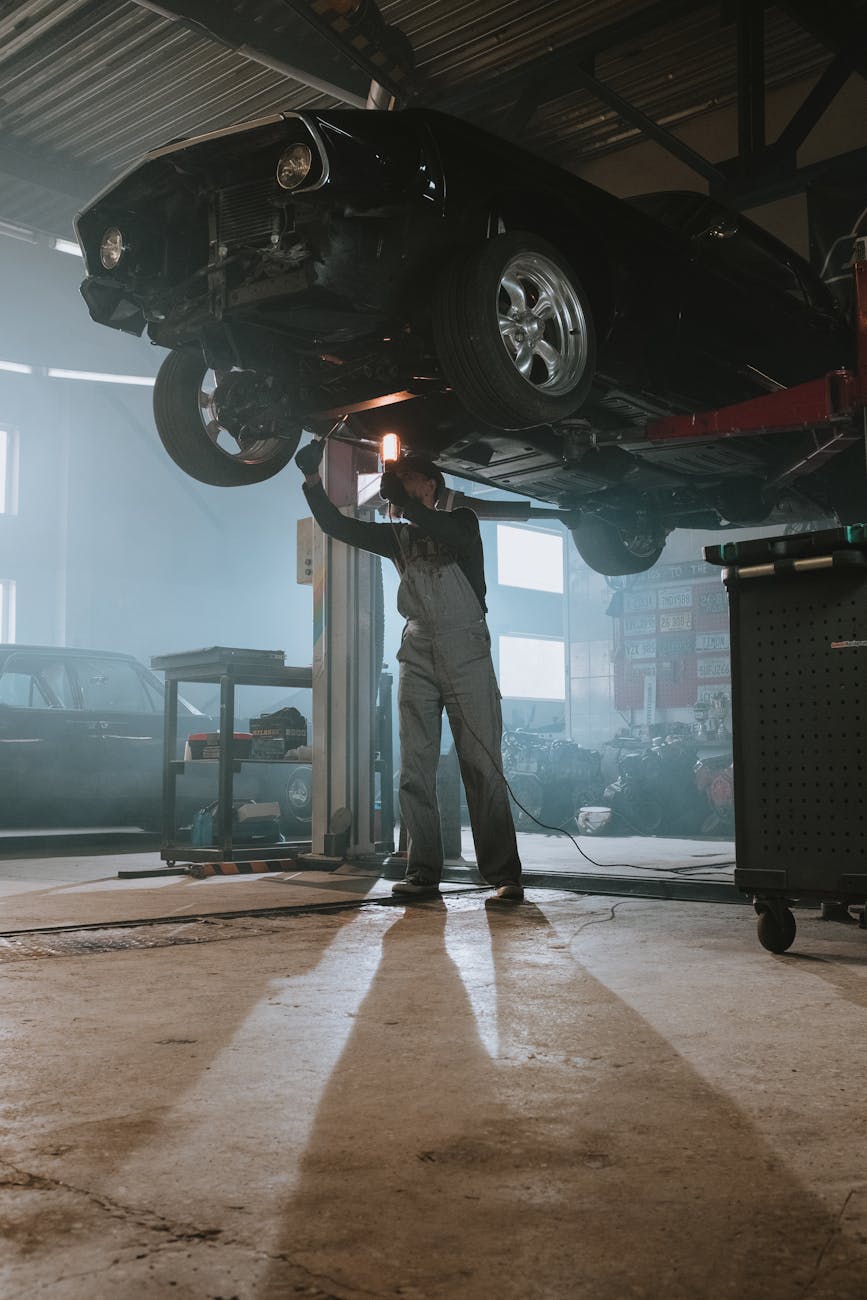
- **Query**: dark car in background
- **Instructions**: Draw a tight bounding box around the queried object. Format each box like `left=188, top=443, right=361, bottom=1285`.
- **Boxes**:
left=0, top=646, right=311, bottom=833
left=76, top=108, right=855, bottom=574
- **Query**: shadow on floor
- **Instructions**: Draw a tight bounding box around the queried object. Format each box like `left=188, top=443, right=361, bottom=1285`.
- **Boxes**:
left=257, top=896, right=867, bottom=1299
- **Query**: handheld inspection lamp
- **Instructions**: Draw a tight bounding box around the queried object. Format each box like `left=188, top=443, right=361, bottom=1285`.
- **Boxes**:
left=380, top=433, right=400, bottom=464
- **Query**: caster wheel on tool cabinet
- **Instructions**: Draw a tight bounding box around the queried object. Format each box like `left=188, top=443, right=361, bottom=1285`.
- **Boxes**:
left=756, top=905, right=797, bottom=954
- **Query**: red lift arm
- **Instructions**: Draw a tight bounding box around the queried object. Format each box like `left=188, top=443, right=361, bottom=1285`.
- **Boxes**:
left=646, top=252, right=867, bottom=458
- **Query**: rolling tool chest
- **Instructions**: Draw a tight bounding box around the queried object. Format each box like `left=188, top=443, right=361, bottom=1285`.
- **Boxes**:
left=705, top=525, right=867, bottom=952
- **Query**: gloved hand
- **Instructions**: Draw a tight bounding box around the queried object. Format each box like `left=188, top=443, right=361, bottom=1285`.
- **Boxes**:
left=379, top=469, right=409, bottom=507
left=294, top=439, right=325, bottom=476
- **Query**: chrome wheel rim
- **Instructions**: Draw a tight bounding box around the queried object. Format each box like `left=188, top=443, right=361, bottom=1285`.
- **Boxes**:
left=198, top=369, right=285, bottom=466
left=496, top=252, right=588, bottom=396
left=286, top=772, right=311, bottom=813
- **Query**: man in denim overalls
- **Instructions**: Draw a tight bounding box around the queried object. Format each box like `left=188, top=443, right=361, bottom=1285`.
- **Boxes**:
left=296, top=440, right=523, bottom=900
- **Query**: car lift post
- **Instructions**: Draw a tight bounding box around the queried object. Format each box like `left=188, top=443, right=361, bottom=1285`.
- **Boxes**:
left=308, top=437, right=381, bottom=861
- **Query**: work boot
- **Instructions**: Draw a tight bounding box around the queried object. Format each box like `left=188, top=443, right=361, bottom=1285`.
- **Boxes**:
left=392, top=873, right=441, bottom=897
left=494, top=883, right=524, bottom=901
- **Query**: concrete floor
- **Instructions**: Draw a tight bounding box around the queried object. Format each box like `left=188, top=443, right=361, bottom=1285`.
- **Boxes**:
left=2, top=840, right=867, bottom=1298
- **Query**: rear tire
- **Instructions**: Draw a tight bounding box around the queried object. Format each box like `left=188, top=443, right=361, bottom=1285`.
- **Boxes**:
left=571, top=518, right=666, bottom=576
left=153, top=350, right=299, bottom=486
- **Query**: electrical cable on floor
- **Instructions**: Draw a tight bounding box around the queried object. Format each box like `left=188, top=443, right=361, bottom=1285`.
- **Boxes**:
left=568, top=900, right=628, bottom=941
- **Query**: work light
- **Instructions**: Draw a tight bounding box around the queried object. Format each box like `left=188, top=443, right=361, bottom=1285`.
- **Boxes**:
left=381, top=433, right=400, bottom=463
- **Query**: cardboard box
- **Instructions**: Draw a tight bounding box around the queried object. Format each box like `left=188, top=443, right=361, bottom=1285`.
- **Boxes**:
left=185, top=732, right=253, bottom=760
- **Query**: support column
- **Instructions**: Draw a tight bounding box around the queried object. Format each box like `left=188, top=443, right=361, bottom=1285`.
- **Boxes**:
left=311, top=438, right=380, bottom=857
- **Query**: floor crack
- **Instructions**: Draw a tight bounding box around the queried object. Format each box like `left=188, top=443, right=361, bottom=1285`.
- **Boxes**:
left=0, top=1158, right=222, bottom=1245
left=801, top=1188, right=857, bottom=1297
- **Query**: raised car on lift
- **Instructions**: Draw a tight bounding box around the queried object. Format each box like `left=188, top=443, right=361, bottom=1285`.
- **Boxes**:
left=75, top=108, right=856, bottom=575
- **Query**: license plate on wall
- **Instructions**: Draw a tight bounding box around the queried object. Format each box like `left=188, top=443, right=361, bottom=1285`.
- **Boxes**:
left=697, top=657, right=731, bottom=679
left=659, top=611, right=692, bottom=631
left=695, top=633, right=730, bottom=653
left=625, top=639, right=657, bottom=659
left=658, top=588, right=692, bottom=610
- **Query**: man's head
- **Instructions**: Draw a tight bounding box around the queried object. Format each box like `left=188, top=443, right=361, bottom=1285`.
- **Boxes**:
left=385, top=455, right=445, bottom=511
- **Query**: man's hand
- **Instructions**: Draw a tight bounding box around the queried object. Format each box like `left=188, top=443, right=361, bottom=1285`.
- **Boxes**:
left=379, top=469, right=409, bottom=508
left=295, top=439, right=325, bottom=478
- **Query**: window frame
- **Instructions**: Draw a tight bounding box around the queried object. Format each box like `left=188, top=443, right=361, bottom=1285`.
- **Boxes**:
left=0, top=425, right=20, bottom=516
left=0, top=578, right=16, bottom=643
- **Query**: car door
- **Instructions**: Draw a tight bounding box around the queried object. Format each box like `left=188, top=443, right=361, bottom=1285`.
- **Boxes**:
left=583, top=189, right=696, bottom=399
left=0, top=651, right=84, bottom=827
left=618, top=192, right=735, bottom=407
left=679, top=201, right=843, bottom=399
left=67, top=654, right=164, bottom=826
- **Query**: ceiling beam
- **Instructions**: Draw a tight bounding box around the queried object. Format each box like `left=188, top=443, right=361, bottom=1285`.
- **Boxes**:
left=437, top=0, right=713, bottom=117
left=736, top=0, right=765, bottom=164
left=778, top=0, right=867, bottom=83
left=501, top=78, right=552, bottom=140
left=773, top=52, right=853, bottom=157
left=715, top=142, right=867, bottom=209
left=131, top=0, right=370, bottom=106
left=566, top=66, right=728, bottom=185
left=280, top=1, right=414, bottom=101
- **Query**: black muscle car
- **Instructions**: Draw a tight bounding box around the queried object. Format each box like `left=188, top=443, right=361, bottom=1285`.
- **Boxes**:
left=75, top=108, right=857, bottom=574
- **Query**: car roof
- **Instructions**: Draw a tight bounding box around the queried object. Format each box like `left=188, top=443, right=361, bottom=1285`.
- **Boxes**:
left=0, top=644, right=143, bottom=663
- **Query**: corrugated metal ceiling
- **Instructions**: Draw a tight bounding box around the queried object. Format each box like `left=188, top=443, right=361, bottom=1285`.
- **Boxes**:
left=0, top=0, right=856, bottom=236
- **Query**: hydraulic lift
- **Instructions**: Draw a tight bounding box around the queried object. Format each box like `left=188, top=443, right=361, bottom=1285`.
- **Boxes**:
left=644, top=242, right=867, bottom=482
left=308, top=248, right=867, bottom=904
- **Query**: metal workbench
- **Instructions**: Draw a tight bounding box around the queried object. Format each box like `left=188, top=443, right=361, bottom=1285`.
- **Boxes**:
left=152, top=647, right=312, bottom=865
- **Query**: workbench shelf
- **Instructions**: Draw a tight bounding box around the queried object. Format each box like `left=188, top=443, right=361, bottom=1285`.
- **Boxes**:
left=151, top=648, right=313, bottom=866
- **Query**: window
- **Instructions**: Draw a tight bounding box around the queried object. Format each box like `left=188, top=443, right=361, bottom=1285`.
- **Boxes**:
left=0, top=666, right=53, bottom=708
left=498, top=635, right=565, bottom=700
left=0, top=427, right=19, bottom=515
left=497, top=525, right=564, bottom=594
left=73, top=657, right=155, bottom=713
left=0, top=653, right=74, bottom=709
left=0, top=578, right=15, bottom=642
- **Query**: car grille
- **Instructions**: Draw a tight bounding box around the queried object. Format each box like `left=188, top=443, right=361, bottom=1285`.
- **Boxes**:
left=216, top=180, right=280, bottom=247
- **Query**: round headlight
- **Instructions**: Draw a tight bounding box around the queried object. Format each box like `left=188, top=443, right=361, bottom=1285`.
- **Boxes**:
left=99, top=227, right=125, bottom=270
left=276, top=143, right=313, bottom=191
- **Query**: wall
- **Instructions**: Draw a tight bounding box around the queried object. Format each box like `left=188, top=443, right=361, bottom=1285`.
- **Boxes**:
left=0, top=237, right=314, bottom=695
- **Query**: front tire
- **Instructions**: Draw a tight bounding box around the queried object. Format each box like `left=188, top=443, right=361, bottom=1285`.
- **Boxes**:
left=153, top=350, right=299, bottom=486
left=432, top=232, right=596, bottom=429
left=571, top=518, right=667, bottom=576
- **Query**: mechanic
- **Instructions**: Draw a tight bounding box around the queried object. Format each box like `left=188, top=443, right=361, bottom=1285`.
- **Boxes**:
left=295, top=438, right=524, bottom=901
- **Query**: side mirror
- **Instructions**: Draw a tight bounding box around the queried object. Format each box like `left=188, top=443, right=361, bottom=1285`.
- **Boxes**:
left=696, top=216, right=739, bottom=242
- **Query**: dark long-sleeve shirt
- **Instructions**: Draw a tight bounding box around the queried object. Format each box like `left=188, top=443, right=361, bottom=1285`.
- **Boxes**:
left=302, top=479, right=488, bottom=615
